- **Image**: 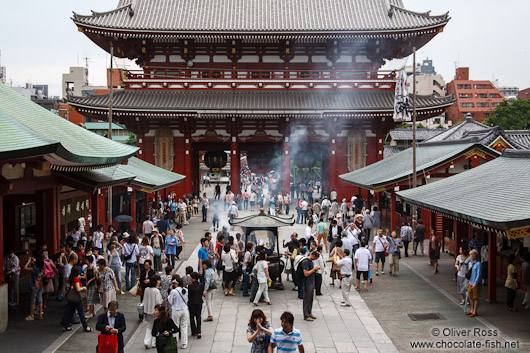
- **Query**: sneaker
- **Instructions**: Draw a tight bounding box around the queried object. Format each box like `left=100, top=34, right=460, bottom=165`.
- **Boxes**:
left=355, top=287, right=360, bottom=291
left=120, top=291, right=125, bottom=295
left=182, top=344, right=187, bottom=349
left=460, top=300, right=465, bottom=305
left=304, top=317, right=314, bottom=322
left=376, top=272, right=379, bottom=276
left=25, top=316, right=34, bottom=321
left=381, top=271, right=385, bottom=274
left=340, top=303, right=351, bottom=307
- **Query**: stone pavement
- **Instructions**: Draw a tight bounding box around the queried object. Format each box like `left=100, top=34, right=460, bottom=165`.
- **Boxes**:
left=362, top=248, right=529, bottom=353
left=125, top=214, right=398, bottom=353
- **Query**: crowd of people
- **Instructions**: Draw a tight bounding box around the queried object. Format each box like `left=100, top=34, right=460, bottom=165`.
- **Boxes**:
left=4, top=179, right=530, bottom=353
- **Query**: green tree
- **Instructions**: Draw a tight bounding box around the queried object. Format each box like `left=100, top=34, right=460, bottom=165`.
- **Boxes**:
left=416, top=123, right=427, bottom=129
left=485, top=99, right=530, bottom=129
left=126, top=132, right=138, bottom=146
left=395, top=122, right=409, bottom=129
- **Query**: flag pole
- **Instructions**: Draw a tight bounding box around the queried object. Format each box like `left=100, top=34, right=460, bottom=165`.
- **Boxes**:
left=107, top=45, right=114, bottom=229
left=412, top=47, right=417, bottom=225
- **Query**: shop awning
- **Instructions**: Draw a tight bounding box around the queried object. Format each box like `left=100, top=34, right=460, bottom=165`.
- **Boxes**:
left=397, top=149, right=530, bottom=235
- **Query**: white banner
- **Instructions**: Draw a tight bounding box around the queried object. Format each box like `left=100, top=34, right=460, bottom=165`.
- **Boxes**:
left=393, top=69, right=411, bottom=122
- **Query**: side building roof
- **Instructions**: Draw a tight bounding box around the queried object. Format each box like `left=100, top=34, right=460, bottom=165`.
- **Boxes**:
left=339, top=140, right=500, bottom=190
left=62, top=157, right=185, bottom=192
left=73, top=0, right=449, bottom=34
left=0, top=83, right=138, bottom=169
left=397, top=150, right=530, bottom=231
left=68, top=90, right=454, bottom=116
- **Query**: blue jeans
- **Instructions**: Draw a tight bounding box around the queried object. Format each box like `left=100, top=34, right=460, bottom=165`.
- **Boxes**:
left=125, top=262, right=137, bottom=290
left=298, top=278, right=305, bottom=299
left=61, top=300, right=88, bottom=329
left=242, top=271, right=250, bottom=296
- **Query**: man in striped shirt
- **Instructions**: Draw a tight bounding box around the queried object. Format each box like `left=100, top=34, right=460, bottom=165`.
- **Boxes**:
left=268, top=311, right=305, bottom=353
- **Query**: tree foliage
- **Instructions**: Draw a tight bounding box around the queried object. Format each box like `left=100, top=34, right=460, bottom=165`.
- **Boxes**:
left=485, top=99, right=530, bottom=130
left=126, top=132, right=138, bottom=146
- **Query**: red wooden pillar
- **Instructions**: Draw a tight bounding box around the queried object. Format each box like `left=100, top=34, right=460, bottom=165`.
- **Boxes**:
left=130, top=189, right=136, bottom=232
left=453, top=219, right=460, bottom=257
left=329, top=139, right=337, bottom=192
left=0, top=195, right=4, bottom=283
left=281, top=138, right=290, bottom=195
left=184, top=136, right=192, bottom=193
left=487, top=230, right=497, bottom=302
left=230, top=138, right=240, bottom=193
left=45, top=186, right=60, bottom=254
left=91, top=191, right=99, bottom=231
left=390, top=191, right=397, bottom=232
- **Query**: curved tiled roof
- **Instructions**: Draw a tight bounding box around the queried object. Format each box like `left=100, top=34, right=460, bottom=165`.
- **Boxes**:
left=339, top=140, right=500, bottom=189
left=0, top=83, right=138, bottom=166
left=68, top=90, right=454, bottom=114
left=397, top=150, right=530, bottom=230
left=72, top=0, right=449, bottom=34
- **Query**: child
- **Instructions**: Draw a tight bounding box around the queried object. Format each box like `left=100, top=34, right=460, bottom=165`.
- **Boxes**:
left=84, top=255, right=97, bottom=318
left=24, top=258, right=46, bottom=320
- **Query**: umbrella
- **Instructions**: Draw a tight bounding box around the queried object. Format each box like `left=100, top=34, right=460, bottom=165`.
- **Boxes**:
left=114, top=215, right=134, bottom=222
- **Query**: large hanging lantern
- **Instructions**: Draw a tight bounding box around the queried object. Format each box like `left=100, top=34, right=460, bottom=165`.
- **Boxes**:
left=294, top=151, right=317, bottom=171
left=204, top=151, right=228, bottom=172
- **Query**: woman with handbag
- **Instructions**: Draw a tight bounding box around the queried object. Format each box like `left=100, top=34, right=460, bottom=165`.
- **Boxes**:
left=60, top=266, right=91, bottom=332
left=329, top=240, right=344, bottom=288
left=108, top=242, right=125, bottom=294
left=150, top=230, right=164, bottom=272
left=143, top=276, right=163, bottom=349
left=202, top=259, right=217, bottom=322
left=151, top=304, right=179, bottom=353
left=221, top=244, right=237, bottom=296
left=97, top=259, right=119, bottom=311
left=505, top=255, right=519, bottom=312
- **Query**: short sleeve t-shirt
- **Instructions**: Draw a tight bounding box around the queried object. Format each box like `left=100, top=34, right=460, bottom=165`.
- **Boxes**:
left=374, top=236, right=388, bottom=253
left=354, top=247, right=372, bottom=271
left=247, top=323, right=272, bottom=352
left=198, top=247, right=209, bottom=271
left=301, top=258, right=315, bottom=283
left=270, top=328, right=303, bottom=351
left=256, top=260, right=269, bottom=283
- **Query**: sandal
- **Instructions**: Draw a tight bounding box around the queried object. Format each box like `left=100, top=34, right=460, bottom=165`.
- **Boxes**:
left=63, top=327, right=73, bottom=331
left=84, top=327, right=92, bottom=332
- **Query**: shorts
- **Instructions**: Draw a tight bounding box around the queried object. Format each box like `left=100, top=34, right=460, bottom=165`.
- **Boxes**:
left=250, top=201, right=255, bottom=206
left=429, top=248, right=440, bottom=260
left=356, top=271, right=368, bottom=281
left=30, top=287, right=43, bottom=305
left=467, top=284, right=481, bottom=299
left=223, top=270, right=236, bottom=283
left=375, top=252, right=386, bottom=263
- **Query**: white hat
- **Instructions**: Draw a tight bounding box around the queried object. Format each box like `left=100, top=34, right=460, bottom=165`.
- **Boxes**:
left=123, top=232, right=130, bottom=238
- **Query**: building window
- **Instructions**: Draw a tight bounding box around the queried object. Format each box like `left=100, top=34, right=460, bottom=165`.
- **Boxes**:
left=477, top=102, right=489, bottom=108
left=461, top=103, right=474, bottom=108
left=484, top=113, right=491, bottom=118
left=490, top=93, right=499, bottom=98
left=464, top=84, right=471, bottom=89
left=463, top=113, right=475, bottom=118
left=457, top=84, right=463, bottom=89
left=475, top=84, right=490, bottom=89
left=494, top=102, right=500, bottom=108
left=478, top=93, right=487, bottom=98
left=459, top=93, right=471, bottom=98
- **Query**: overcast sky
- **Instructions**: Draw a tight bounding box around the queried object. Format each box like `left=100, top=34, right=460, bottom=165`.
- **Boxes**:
left=1, top=0, right=529, bottom=98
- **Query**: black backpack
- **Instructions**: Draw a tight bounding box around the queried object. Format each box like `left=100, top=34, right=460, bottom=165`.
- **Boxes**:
left=247, top=253, right=257, bottom=274
left=295, top=258, right=308, bottom=280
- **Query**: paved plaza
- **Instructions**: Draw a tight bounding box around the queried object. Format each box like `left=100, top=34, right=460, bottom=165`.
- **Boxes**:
left=2, top=188, right=530, bottom=353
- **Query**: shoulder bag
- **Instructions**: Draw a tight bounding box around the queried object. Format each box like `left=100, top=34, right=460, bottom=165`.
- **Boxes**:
left=66, top=286, right=82, bottom=304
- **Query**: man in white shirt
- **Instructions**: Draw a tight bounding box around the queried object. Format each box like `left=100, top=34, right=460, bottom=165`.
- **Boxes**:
left=93, top=225, right=105, bottom=253
left=372, top=229, right=389, bottom=275
left=300, top=199, right=309, bottom=224
left=330, top=189, right=338, bottom=203
left=304, top=220, right=314, bottom=243
left=346, top=224, right=361, bottom=254
left=340, top=231, right=353, bottom=259
left=336, top=249, right=353, bottom=306
left=354, top=241, right=372, bottom=291
left=142, top=216, right=154, bottom=237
